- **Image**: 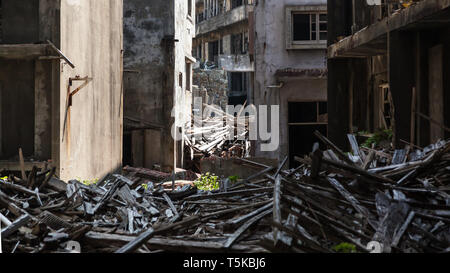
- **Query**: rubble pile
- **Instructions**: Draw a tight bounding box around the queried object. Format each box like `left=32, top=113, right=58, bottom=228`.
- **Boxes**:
left=1, top=132, right=449, bottom=253
left=184, top=104, right=253, bottom=167
left=264, top=131, right=450, bottom=253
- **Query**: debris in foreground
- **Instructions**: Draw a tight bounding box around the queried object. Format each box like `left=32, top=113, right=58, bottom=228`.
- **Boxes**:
left=0, top=134, right=449, bottom=253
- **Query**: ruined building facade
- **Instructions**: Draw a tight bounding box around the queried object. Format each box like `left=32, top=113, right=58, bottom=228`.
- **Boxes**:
left=253, top=0, right=328, bottom=167
left=0, top=0, right=123, bottom=181
left=193, top=0, right=255, bottom=106
left=123, top=0, right=196, bottom=172
left=328, top=0, right=450, bottom=150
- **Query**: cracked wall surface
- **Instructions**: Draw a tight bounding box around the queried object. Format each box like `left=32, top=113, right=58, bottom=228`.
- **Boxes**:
left=253, top=0, right=328, bottom=162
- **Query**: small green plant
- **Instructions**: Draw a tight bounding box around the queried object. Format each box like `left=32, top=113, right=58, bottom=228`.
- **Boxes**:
left=142, top=183, right=149, bottom=191
left=194, top=173, right=219, bottom=191
left=78, top=178, right=99, bottom=187
left=332, top=242, right=357, bottom=253
left=228, top=175, right=239, bottom=184
left=0, top=176, right=7, bottom=182
left=361, top=129, right=393, bottom=148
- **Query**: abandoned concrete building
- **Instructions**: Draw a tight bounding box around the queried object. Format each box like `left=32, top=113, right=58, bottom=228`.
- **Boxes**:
left=0, top=0, right=123, bottom=181
left=327, top=0, right=450, bottom=151
left=123, top=0, right=196, bottom=172
left=253, top=0, right=328, bottom=167
left=193, top=0, right=255, bottom=106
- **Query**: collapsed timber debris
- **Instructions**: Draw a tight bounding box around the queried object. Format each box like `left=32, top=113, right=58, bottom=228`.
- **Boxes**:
left=0, top=132, right=449, bottom=253
left=183, top=104, right=253, bottom=172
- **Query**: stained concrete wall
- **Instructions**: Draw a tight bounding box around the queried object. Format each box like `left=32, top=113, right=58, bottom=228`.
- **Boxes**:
left=124, top=0, right=193, bottom=172
left=253, top=0, right=328, bottom=161
left=174, top=0, right=196, bottom=168
left=59, top=0, right=123, bottom=181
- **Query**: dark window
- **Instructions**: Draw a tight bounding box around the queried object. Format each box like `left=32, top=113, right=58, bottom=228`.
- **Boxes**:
left=292, top=12, right=327, bottom=42
left=231, top=33, right=243, bottom=54
left=0, top=0, right=3, bottom=42
left=185, top=62, right=191, bottom=91
left=208, top=40, right=219, bottom=63
left=288, top=102, right=328, bottom=123
left=288, top=101, right=328, bottom=168
left=292, top=14, right=310, bottom=41
left=231, top=0, right=243, bottom=9
left=288, top=102, right=317, bottom=123
left=179, top=72, right=183, bottom=88
left=187, top=0, right=192, bottom=17
left=231, top=72, right=244, bottom=92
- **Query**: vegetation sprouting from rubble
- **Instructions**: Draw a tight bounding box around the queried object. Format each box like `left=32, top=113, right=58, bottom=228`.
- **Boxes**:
left=194, top=173, right=220, bottom=191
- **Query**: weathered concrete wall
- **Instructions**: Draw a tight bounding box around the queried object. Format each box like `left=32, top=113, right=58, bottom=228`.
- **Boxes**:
left=279, top=79, right=327, bottom=160
left=254, top=0, right=328, bottom=161
left=174, top=0, right=196, bottom=169
left=124, top=0, right=193, bottom=172
left=123, top=0, right=173, bottom=126
left=123, top=0, right=174, bottom=171
left=59, top=0, right=123, bottom=181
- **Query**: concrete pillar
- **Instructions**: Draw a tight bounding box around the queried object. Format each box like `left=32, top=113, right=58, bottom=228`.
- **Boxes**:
left=389, top=30, right=415, bottom=147
left=0, top=84, right=2, bottom=157
left=328, top=59, right=350, bottom=150
left=428, top=44, right=444, bottom=143
left=34, top=61, right=52, bottom=160
left=327, top=0, right=353, bottom=149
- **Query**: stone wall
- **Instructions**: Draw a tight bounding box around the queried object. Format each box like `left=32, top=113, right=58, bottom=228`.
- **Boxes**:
left=193, top=68, right=229, bottom=109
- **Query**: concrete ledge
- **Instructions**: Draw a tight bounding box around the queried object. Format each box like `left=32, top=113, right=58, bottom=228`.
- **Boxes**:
left=0, top=161, right=48, bottom=172
left=275, top=68, right=328, bottom=80
left=219, top=54, right=254, bottom=72
left=196, top=5, right=253, bottom=36
left=328, top=0, right=450, bottom=58
left=0, top=44, right=52, bottom=60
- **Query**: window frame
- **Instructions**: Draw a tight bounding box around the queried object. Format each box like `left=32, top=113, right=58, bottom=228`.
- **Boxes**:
left=285, top=5, right=327, bottom=50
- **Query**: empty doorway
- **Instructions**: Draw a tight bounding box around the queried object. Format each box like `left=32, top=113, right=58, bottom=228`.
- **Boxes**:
left=288, top=101, right=328, bottom=168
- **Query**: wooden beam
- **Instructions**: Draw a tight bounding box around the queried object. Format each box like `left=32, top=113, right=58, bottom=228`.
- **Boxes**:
left=0, top=161, right=48, bottom=172
left=1, top=214, right=31, bottom=239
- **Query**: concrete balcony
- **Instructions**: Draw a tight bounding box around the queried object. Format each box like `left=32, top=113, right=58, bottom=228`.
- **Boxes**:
left=0, top=44, right=52, bottom=60
left=328, top=0, right=450, bottom=59
left=218, top=54, right=254, bottom=72
left=196, top=5, right=253, bottom=36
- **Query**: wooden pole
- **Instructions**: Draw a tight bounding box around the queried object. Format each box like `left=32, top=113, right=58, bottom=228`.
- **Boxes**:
left=410, top=87, right=416, bottom=145
left=19, top=148, right=26, bottom=180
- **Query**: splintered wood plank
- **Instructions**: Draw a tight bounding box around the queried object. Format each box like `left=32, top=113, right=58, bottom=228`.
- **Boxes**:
left=163, top=193, right=179, bottom=217
left=322, top=157, right=395, bottom=184
left=326, top=177, right=378, bottom=230
left=1, top=214, right=31, bottom=238
left=224, top=209, right=271, bottom=249
left=362, top=150, right=376, bottom=170
left=227, top=202, right=273, bottom=228
left=347, top=134, right=364, bottom=164
left=314, top=131, right=356, bottom=166
left=115, top=216, right=199, bottom=253
left=391, top=211, right=415, bottom=248
left=19, top=148, right=26, bottom=180
left=273, top=175, right=282, bottom=244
